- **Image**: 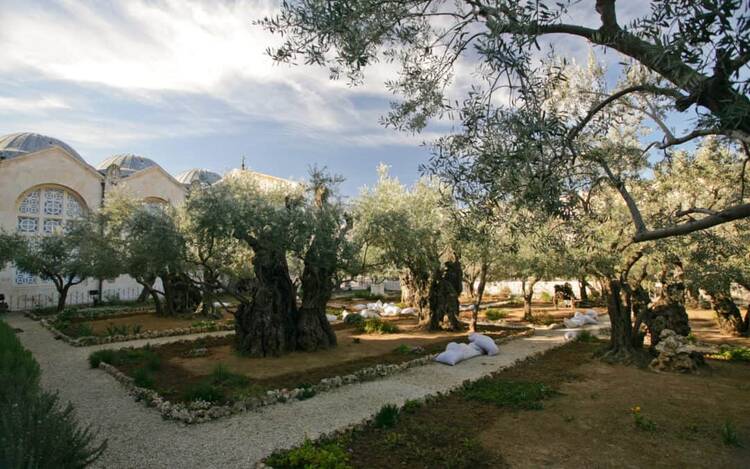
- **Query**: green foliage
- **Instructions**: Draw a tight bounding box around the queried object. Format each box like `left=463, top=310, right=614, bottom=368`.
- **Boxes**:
left=462, top=379, right=556, bottom=410
left=539, top=291, right=552, bottom=302
left=297, top=384, right=317, bottom=400
left=132, top=367, right=155, bottom=389
left=358, top=317, right=399, bottom=334
left=265, top=439, right=351, bottom=469
left=53, top=320, right=95, bottom=339
left=210, top=364, right=248, bottom=387
left=87, top=346, right=160, bottom=371
left=373, top=404, right=400, bottom=428
left=574, top=331, right=598, bottom=343
left=631, top=406, right=657, bottom=432
left=721, top=421, right=742, bottom=447
left=105, top=324, right=130, bottom=337
left=711, top=346, right=750, bottom=362
left=0, top=320, right=106, bottom=467
left=183, top=382, right=225, bottom=403
left=529, top=313, right=556, bottom=326
left=484, top=308, right=508, bottom=321
left=402, top=399, right=422, bottom=414
left=393, top=344, right=411, bottom=354
left=88, top=349, right=117, bottom=368
left=343, top=313, right=364, bottom=325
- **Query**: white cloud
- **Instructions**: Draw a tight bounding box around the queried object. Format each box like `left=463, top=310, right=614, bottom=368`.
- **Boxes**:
left=0, top=95, right=70, bottom=112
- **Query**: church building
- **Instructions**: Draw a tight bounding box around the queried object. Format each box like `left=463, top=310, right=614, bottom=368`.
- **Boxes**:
left=0, top=132, right=295, bottom=311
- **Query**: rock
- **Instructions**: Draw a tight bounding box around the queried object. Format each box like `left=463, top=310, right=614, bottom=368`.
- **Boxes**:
left=649, top=329, right=704, bottom=373
left=184, top=347, right=209, bottom=358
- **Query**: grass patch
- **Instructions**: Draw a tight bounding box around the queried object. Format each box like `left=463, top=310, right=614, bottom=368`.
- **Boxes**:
left=265, top=439, right=351, bottom=469
left=373, top=404, right=400, bottom=428
left=529, top=313, right=556, bottom=326
left=358, top=317, right=399, bottom=334
left=461, top=378, right=557, bottom=410
left=721, top=421, right=742, bottom=447
left=87, top=346, right=160, bottom=370
left=574, top=330, right=599, bottom=343
left=485, top=308, right=508, bottom=321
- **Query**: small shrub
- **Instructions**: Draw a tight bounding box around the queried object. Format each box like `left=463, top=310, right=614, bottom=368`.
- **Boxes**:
left=402, top=399, right=422, bottom=414
left=88, top=349, right=117, bottom=368
left=631, top=406, right=656, bottom=432
left=373, top=404, right=400, bottom=428
left=393, top=344, right=411, bottom=354
left=344, top=313, right=364, bottom=325
left=721, top=421, right=742, bottom=447
left=462, top=379, right=556, bottom=410
left=539, top=291, right=553, bottom=303
left=183, top=382, right=224, bottom=403
left=298, top=384, right=316, bottom=400
left=133, top=367, right=155, bottom=389
left=265, top=439, right=351, bottom=469
left=141, top=349, right=161, bottom=372
left=210, top=364, right=248, bottom=387
left=359, top=317, right=399, bottom=334
left=711, top=346, right=750, bottom=362
left=574, top=331, right=598, bottom=343
left=485, top=308, right=508, bottom=321
left=131, top=324, right=143, bottom=335
left=105, top=324, right=129, bottom=337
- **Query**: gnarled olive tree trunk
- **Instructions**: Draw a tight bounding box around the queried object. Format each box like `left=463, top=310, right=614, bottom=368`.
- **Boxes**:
left=426, top=252, right=463, bottom=331
left=162, top=272, right=201, bottom=315
left=521, top=277, right=538, bottom=322
left=235, top=247, right=297, bottom=357
left=707, top=288, right=745, bottom=336
left=295, top=236, right=338, bottom=352
left=644, top=265, right=690, bottom=346
left=600, top=278, right=641, bottom=363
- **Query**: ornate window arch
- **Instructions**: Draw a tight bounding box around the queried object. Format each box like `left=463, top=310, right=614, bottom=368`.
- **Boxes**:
left=15, top=185, right=88, bottom=284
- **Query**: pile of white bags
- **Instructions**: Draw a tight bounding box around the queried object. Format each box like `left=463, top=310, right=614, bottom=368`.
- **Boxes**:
left=347, top=300, right=414, bottom=318
left=435, top=333, right=499, bottom=366
left=400, top=307, right=417, bottom=315
left=563, top=309, right=599, bottom=328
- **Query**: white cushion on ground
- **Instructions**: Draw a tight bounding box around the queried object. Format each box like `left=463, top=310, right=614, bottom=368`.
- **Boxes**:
left=401, top=307, right=417, bottom=315
left=469, top=332, right=499, bottom=356
left=382, top=305, right=402, bottom=316
left=326, top=314, right=337, bottom=322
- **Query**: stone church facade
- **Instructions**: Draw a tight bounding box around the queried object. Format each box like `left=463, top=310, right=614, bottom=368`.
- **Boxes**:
left=0, top=132, right=294, bottom=311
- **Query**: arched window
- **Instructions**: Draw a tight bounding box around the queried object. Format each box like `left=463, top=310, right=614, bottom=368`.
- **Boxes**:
left=15, top=186, right=87, bottom=285
left=143, top=196, right=169, bottom=213
left=16, top=185, right=86, bottom=236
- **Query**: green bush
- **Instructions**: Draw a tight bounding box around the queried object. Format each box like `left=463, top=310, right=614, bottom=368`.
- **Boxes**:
left=402, top=399, right=422, bottom=414
left=265, top=439, right=351, bottom=469
left=713, top=346, right=750, bottom=362
left=485, top=308, right=508, bottom=321
left=132, top=367, right=155, bottom=389
left=0, top=320, right=106, bottom=467
left=721, top=421, right=742, bottom=447
left=574, top=331, right=598, bottom=343
left=462, top=379, right=556, bottom=410
left=373, top=404, right=400, bottom=428
left=105, top=324, right=129, bottom=337
left=210, top=364, right=248, bottom=387
left=343, top=313, right=364, bottom=325
left=359, top=317, right=399, bottom=334
left=539, top=291, right=553, bottom=302
left=88, top=349, right=117, bottom=368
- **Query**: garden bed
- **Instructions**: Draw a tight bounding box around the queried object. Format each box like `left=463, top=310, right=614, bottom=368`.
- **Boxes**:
left=31, top=310, right=235, bottom=346
left=264, top=338, right=750, bottom=469
left=91, top=318, right=533, bottom=424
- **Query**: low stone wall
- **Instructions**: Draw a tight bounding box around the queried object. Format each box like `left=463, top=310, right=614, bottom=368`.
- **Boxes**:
left=98, top=328, right=535, bottom=425
left=26, top=312, right=234, bottom=347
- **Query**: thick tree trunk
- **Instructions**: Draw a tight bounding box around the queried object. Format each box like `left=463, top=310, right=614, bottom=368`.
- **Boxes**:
left=295, top=237, right=337, bottom=352
left=578, top=277, right=589, bottom=303
left=470, top=261, right=488, bottom=332
left=424, top=252, right=463, bottom=331
left=136, top=275, right=156, bottom=303
left=708, top=290, right=745, bottom=336
left=400, top=271, right=417, bottom=307
left=630, top=285, right=651, bottom=348
left=521, top=278, right=537, bottom=322
left=600, top=278, right=642, bottom=363
left=142, top=285, right=163, bottom=316
left=234, top=247, right=297, bottom=357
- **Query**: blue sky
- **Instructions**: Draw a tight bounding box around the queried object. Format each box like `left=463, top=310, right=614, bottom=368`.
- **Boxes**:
left=0, top=0, right=691, bottom=196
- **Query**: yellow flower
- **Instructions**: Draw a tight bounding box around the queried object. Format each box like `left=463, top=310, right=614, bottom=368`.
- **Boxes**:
left=631, top=405, right=641, bottom=414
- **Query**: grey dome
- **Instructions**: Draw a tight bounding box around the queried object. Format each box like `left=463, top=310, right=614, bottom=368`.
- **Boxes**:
left=96, top=154, right=158, bottom=176
left=0, top=132, right=84, bottom=161
left=175, top=168, right=221, bottom=186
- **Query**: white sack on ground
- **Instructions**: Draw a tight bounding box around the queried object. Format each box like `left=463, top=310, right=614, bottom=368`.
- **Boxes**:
left=401, top=307, right=417, bottom=315
left=326, top=314, right=337, bottom=322
left=360, top=310, right=381, bottom=319
left=469, top=333, right=499, bottom=356
left=564, top=311, right=598, bottom=328
left=353, top=304, right=368, bottom=311
left=564, top=330, right=580, bottom=341
left=435, top=342, right=484, bottom=366
left=382, top=305, right=402, bottom=316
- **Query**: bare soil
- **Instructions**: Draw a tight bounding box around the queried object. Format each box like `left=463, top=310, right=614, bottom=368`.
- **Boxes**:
left=72, top=310, right=234, bottom=336
left=112, top=318, right=525, bottom=403
left=334, top=341, right=750, bottom=469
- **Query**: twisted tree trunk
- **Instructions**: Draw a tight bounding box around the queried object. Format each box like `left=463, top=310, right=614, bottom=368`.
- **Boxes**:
left=427, top=252, right=463, bottom=331
left=295, top=236, right=337, bottom=352
left=600, top=278, right=641, bottom=363
left=470, top=260, right=488, bottom=332
left=234, top=247, right=297, bottom=357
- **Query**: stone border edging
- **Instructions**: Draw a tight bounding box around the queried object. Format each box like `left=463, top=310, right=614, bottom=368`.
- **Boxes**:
left=97, top=328, right=535, bottom=425
left=27, top=312, right=234, bottom=346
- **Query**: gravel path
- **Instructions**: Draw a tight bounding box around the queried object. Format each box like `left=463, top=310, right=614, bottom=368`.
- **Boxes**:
left=3, top=312, right=609, bottom=469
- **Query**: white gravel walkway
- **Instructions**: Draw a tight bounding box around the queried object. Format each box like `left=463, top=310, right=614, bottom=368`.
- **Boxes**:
left=3, top=312, right=609, bottom=469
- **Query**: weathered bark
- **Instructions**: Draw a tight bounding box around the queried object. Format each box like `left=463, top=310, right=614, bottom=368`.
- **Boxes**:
left=400, top=271, right=417, bottom=307
left=630, top=285, right=651, bottom=348
left=579, top=277, right=589, bottom=303
left=56, top=283, right=71, bottom=312
left=599, top=278, right=642, bottom=363
left=234, top=247, right=297, bottom=357
left=136, top=275, right=155, bottom=302
left=137, top=280, right=163, bottom=316
left=708, top=289, right=745, bottom=335
left=470, top=260, right=488, bottom=332
left=295, top=236, right=337, bottom=352
left=643, top=263, right=690, bottom=346
left=521, top=278, right=538, bottom=322
left=162, top=272, right=201, bottom=315
left=426, top=253, right=463, bottom=331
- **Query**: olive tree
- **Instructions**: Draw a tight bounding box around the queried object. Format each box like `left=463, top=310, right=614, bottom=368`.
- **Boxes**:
left=353, top=166, right=463, bottom=330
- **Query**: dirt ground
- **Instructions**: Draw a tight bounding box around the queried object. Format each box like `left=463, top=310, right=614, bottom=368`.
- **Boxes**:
left=172, top=317, right=498, bottom=379
left=75, top=310, right=233, bottom=336
left=337, top=341, right=750, bottom=469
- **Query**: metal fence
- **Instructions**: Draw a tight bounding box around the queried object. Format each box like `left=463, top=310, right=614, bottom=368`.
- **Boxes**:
left=6, top=286, right=143, bottom=312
